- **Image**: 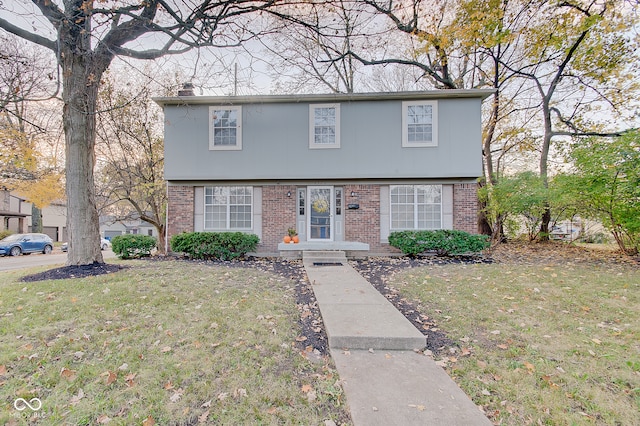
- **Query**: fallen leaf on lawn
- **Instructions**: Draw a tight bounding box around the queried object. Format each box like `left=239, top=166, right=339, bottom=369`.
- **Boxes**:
left=581, top=306, right=591, bottom=312
left=106, top=371, right=117, bottom=385
left=169, top=389, right=183, bottom=403
left=70, top=388, right=85, bottom=405
left=193, top=340, right=202, bottom=348
left=541, top=375, right=560, bottom=388
left=497, top=344, right=509, bottom=350
left=96, top=414, right=111, bottom=424
left=301, top=384, right=313, bottom=393
left=201, top=400, right=212, bottom=408
left=118, top=363, right=128, bottom=371
left=198, top=410, right=210, bottom=422
left=234, top=388, right=247, bottom=398
left=461, top=347, right=472, bottom=356
left=266, top=407, right=278, bottom=415
left=125, top=372, right=136, bottom=387
left=490, top=330, right=501, bottom=335
left=164, top=381, right=174, bottom=390
left=591, top=338, right=602, bottom=345
left=306, top=389, right=317, bottom=402
left=161, top=346, right=172, bottom=353
left=523, top=362, right=536, bottom=372
left=60, top=367, right=77, bottom=381
left=481, top=389, right=491, bottom=396
left=295, top=336, right=307, bottom=342
left=217, top=392, right=228, bottom=401
left=142, top=416, right=155, bottom=426
left=477, top=360, right=487, bottom=369
left=0, top=365, right=7, bottom=375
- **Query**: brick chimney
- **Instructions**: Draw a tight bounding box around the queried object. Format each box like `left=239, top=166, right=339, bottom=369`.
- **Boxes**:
left=177, top=82, right=195, bottom=96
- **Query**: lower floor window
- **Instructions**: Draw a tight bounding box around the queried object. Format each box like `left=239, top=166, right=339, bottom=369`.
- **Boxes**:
left=204, top=186, right=252, bottom=230
left=390, top=185, right=442, bottom=230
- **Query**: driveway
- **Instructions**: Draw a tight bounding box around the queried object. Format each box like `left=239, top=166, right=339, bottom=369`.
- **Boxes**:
left=0, top=249, right=117, bottom=272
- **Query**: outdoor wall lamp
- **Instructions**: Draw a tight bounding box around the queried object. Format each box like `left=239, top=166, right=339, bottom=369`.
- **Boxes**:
left=350, top=191, right=357, bottom=197
left=287, top=191, right=292, bottom=197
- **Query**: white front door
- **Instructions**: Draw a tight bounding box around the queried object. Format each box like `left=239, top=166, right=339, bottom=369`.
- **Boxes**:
left=308, top=186, right=333, bottom=241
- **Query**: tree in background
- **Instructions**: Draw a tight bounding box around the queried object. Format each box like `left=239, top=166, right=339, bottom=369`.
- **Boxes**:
left=556, top=132, right=640, bottom=255
left=0, top=34, right=64, bottom=227
left=0, top=0, right=284, bottom=265
left=95, top=68, right=173, bottom=254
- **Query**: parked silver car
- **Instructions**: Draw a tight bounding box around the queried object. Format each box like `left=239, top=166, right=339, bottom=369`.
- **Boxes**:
left=0, top=233, right=54, bottom=256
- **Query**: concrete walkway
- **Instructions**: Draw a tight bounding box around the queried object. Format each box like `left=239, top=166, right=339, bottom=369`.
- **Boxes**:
left=303, top=251, right=492, bottom=426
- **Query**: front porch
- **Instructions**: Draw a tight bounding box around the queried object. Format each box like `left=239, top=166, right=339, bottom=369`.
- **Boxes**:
left=277, top=241, right=370, bottom=259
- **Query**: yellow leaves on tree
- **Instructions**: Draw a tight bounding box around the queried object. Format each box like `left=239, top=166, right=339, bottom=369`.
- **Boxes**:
left=13, top=172, right=64, bottom=209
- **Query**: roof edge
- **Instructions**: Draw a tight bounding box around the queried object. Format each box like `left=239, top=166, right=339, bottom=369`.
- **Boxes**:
left=153, top=89, right=496, bottom=106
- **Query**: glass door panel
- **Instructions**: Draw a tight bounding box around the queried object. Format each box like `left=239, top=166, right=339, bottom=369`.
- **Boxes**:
left=308, top=186, right=333, bottom=241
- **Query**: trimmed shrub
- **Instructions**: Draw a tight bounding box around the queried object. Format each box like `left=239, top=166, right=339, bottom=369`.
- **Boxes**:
left=0, top=230, right=13, bottom=241
left=111, top=234, right=157, bottom=259
left=388, top=230, right=490, bottom=256
left=170, top=232, right=259, bottom=261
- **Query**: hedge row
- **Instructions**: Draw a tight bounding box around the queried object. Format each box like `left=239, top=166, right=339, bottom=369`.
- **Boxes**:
left=170, top=232, right=259, bottom=261
left=111, top=234, right=157, bottom=259
left=388, top=230, right=489, bottom=256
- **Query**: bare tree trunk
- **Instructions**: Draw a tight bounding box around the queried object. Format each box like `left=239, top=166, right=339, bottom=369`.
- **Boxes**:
left=61, top=46, right=104, bottom=265
left=539, top=100, right=552, bottom=242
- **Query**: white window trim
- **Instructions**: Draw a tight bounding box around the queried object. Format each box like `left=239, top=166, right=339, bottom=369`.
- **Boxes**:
left=390, top=185, right=443, bottom=230
left=209, top=106, right=242, bottom=151
left=204, top=186, right=253, bottom=230
left=309, top=103, right=341, bottom=149
left=402, top=101, right=438, bottom=148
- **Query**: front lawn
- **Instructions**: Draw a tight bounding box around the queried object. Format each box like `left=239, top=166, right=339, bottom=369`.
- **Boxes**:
left=388, top=247, right=639, bottom=425
left=0, top=260, right=349, bottom=425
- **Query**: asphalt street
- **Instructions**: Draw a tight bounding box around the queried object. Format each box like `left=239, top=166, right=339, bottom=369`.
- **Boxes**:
left=0, top=249, right=116, bottom=272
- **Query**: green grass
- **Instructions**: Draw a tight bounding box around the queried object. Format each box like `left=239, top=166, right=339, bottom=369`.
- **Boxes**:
left=392, top=261, right=640, bottom=425
left=0, top=261, right=349, bottom=425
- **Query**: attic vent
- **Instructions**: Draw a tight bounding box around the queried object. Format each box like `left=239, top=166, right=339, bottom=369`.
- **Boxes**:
left=178, top=82, right=195, bottom=96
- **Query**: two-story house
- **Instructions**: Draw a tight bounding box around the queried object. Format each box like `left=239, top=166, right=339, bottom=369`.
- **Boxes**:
left=155, top=90, right=493, bottom=256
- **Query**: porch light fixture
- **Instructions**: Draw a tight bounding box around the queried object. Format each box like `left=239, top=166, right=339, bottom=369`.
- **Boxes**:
left=287, top=191, right=292, bottom=197
left=350, top=191, right=357, bottom=197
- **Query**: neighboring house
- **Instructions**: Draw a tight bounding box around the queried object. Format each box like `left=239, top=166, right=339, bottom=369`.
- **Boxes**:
left=1, top=189, right=67, bottom=241
left=0, top=189, right=30, bottom=234
left=100, top=215, right=158, bottom=240
left=155, top=90, right=493, bottom=256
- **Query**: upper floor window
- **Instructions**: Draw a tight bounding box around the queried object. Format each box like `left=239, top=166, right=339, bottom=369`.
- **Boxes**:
left=390, top=185, right=442, bottom=230
left=204, top=186, right=252, bottom=230
left=309, top=104, right=340, bottom=149
left=210, top=106, right=242, bottom=150
left=402, top=101, right=438, bottom=147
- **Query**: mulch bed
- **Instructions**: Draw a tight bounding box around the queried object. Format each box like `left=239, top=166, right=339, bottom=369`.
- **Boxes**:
left=16, top=242, right=637, bottom=359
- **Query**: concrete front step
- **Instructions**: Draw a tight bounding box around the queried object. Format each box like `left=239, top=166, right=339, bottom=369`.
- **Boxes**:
left=304, top=261, right=426, bottom=351
left=302, top=250, right=347, bottom=265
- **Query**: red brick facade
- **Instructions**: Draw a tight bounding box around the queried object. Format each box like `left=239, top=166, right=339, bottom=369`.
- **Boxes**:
left=343, top=184, right=386, bottom=252
left=166, top=182, right=479, bottom=254
left=167, top=185, right=194, bottom=237
left=453, top=183, right=479, bottom=234
left=260, top=185, right=297, bottom=251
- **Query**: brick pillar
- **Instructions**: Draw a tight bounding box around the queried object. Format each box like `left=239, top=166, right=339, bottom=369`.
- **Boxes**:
left=167, top=185, right=195, bottom=245
left=453, top=183, right=479, bottom=234
left=261, top=185, right=297, bottom=252
left=344, top=184, right=383, bottom=251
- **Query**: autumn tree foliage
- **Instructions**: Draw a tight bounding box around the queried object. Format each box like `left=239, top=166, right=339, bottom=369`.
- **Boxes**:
left=0, top=0, right=288, bottom=265
left=0, top=34, right=64, bottom=221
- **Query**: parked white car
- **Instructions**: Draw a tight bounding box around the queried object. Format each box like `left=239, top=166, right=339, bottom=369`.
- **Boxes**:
left=61, top=238, right=112, bottom=252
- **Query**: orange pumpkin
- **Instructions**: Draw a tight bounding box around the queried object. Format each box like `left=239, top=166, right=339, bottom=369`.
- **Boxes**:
left=292, top=236, right=299, bottom=244
left=283, top=235, right=291, bottom=243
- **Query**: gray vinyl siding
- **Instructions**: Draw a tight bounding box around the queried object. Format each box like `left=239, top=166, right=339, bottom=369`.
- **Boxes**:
left=162, top=96, right=484, bottom=181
